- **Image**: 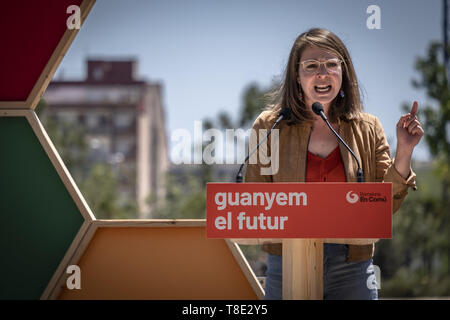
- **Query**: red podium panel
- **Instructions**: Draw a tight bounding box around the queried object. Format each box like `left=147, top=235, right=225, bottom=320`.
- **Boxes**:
left=206, top=183, right=392, bottom=239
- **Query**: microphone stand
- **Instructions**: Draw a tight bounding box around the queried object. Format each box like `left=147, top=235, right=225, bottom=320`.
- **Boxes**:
left=235, top=108, right=290, bottom=183
left=312, top=102, right=364, bottom=183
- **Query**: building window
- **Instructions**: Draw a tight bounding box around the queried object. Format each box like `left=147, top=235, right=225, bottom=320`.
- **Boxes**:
left=116, top=137, right=134, bottom=157
left=58, top=111, right=78, bottom=124
left=92, top=67, right=104, bottom=81
left=114, top=112, right=134, bottom=129
left=86, top=114, right=100, bottom=128
left=88, top=136, right=111, bottom=162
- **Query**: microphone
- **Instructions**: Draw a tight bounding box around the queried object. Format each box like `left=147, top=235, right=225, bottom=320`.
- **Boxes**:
left=235, top=107, right=291, bottom=183
left=312, top=102, right=364, bottom=182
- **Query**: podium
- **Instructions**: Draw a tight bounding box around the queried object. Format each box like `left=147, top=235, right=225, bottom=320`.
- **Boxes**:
left=207, top=182, right=392, bottom=299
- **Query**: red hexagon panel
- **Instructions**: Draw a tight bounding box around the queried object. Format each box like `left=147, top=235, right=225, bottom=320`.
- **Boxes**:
left=0, top=0, right=93, bottom=109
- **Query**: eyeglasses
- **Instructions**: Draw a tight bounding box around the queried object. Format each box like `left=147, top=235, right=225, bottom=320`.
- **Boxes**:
left=300, top=58, right=342, bottom=74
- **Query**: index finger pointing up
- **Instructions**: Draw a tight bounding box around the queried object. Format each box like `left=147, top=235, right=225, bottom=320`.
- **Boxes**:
left=411, top=101, right=418, bottom=116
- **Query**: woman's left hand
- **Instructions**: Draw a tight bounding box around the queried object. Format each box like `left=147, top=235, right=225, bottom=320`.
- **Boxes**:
left=396, top=101, right=424, bottom=152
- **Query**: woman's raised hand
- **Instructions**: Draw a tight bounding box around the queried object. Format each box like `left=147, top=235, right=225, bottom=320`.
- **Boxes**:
left=396, top=101, right=424, bottom=152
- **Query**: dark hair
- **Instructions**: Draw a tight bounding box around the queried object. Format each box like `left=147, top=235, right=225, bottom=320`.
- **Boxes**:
left=266, top=28, right=363, bottom=124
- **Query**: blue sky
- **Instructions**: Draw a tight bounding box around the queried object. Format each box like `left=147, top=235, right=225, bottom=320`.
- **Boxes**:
left=55, top=0, right=444, bottom=162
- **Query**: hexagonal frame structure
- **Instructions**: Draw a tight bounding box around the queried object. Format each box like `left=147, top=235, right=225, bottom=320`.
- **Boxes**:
left=1, top=0, right=265, bottom=300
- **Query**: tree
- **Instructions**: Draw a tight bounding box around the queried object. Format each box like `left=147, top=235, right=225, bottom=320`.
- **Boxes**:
left=204, top=82, right=276, bottom=130
left=149, top=168, right=209, bottom=219
left=36, top=99, right=89, bottom=182
left=375, top=192, right=450, bottom=297
left=238, top=82, right=272, bottom=127
left=374, top=41, right=450, bottom=297
left=80, top=163, right=138, bottom=219
left=412, top=41, right=450, bottom=201
left=150, top=82, right=275, bottom=217
left=148, top=83, right=276, bottom=275
left=36, top=99, right=138, bottom=219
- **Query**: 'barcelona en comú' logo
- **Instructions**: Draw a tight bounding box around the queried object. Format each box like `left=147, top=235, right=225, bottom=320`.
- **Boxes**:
left=346, top=191, right=359, bottom=204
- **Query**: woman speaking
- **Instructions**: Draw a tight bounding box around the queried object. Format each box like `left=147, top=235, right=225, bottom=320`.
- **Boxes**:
left=244, top=28, right=423, bottom=300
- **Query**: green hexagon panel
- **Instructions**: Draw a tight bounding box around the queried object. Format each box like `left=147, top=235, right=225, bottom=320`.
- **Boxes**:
left=0, top=113, right=92, bottom=299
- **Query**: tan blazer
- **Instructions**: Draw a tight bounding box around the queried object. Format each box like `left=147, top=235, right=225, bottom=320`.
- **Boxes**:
left=242, top=110, right=417, bottom=262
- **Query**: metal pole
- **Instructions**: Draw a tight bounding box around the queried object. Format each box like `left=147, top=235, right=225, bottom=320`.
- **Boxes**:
left=444, top=0, right=449, bottom=82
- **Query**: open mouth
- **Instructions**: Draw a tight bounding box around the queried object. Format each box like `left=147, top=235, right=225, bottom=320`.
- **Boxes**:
left=314, top=85, right=331, bottom=93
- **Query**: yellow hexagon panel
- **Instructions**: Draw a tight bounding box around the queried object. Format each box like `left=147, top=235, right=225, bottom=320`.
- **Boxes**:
left=53, top=220, right=264, bottom=300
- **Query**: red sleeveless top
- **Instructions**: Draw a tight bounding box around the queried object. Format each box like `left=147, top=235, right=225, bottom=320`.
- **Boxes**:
left=305, top=146, right=347, bottom=182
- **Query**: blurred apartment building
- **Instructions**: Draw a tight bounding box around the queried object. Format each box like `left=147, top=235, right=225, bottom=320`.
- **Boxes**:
left=43, top=59, right=168, bottom=218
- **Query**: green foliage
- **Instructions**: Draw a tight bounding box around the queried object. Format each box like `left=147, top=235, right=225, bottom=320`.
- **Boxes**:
left=238, top=83, right=270, bottom=127
left=149, top=164, right=212, bottom=219
left=380, top=267, right=450, bottom=298
left=412, top=42, right=450, bottom=103
left=238, top=245, right=267, bottom=277
left=375, top=184, right=450, bottom=297
left=149, top=84, right=273, bottom=276
left=151, top=83, right=272, bottom=220
left=36, top=99, right=138, bottom=219
left=375, top=41, right=450, bottom=298
left=218, top=111, right=233, bottom=129
left=80, top=163, right=135, bottom=219
left=205, top=82, right=274, bottom=130
left=411, top=41, right=450, bottom=200
left=36, top=99, right=89, bottom=182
